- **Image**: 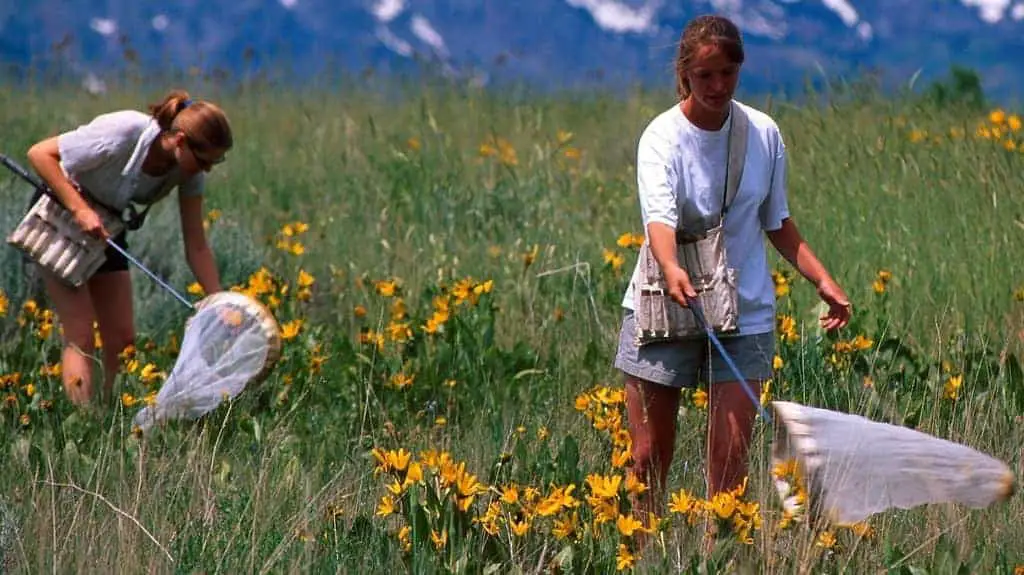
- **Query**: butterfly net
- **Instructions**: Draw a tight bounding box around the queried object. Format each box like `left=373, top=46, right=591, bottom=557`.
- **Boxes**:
left=769, top=400, right=1015, bottom=526
left=133, top=291, right=282, bottom=432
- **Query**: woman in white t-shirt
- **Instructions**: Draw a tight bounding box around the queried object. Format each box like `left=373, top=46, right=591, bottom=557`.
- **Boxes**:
left=613, top=15, right=852, bottom=520
left=25, top=89, right=231, bottom=407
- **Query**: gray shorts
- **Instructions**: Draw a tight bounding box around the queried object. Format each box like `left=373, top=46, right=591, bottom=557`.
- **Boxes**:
left=613, top=310, right=775, bottom=389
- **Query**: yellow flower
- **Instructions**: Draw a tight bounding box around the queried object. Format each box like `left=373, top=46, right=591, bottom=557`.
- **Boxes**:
left=615, top=232, right=644, bottom=249
left=280, top=319, right=303, bottom=340
left=616, top=514, right=644, bottom=537
left=611, top=448, right=631, bottom=468
left=139, top=363, right=165, bottom=384
left=624, top=472, right=647, bottom=497
left=777, top=314, right=799, bottom=343
left=538, top=485, right=578, bottom=517
left=943, top=374, right=963, bottom=401
left=375, top=280, right=398, bottom=297
left=552, top=513, right=577, bottom=539
left=692, top=389, right=708, bottom=409
left=522, top=245, right=539, bottom=268
left=669, top=488, right=697, bottom=516
left=616, top=544, right=636, bottom=571
left=396, top=526, right=411, bottom=552
left=430, top=530, right=447, bottom=550
left=990, top=109, right=1006, bottom=125
left=510, top=519, right=530, bottom=537
left=760, top=379, right=772, bottom=405
left=706, top=491, right=738, bottom=519
left=585, top=473, right=622, bottom=499
left=772, top=270, right=790, bottom=297
left=375, top=495, right=395, bottom=517
left=389, top=372, right=414, bottom=389
left=603, top=248, right=625, bottom=271
left=501, top=484, right=519, bottom=505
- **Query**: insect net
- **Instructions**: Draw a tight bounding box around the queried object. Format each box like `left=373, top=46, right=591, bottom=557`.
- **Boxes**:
left=769, top=400, right=1015, bottom=526
left=133, top=291, right=282, bottom=432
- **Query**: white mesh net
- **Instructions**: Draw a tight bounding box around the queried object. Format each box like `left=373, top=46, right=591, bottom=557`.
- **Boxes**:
left=133, top=292, right=282, bottom=432
left=770, top=401, right=1015, bottom=525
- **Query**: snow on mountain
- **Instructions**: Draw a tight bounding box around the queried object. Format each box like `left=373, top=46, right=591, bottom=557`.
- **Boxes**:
left=0, top=0, right=1022, bottom=101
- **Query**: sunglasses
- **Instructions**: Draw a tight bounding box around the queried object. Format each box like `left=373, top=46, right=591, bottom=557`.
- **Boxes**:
left=184, top=137, right=227, bottom=169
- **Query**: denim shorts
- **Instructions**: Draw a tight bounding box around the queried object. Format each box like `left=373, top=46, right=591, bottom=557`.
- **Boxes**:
left=613, top=310, right=775, bottom=389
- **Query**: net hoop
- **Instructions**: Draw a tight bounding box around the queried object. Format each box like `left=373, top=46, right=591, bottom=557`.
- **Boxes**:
left=192, top=290, right=283, bottom=385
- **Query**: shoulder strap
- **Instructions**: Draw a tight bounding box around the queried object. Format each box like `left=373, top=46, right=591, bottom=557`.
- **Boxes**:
left=723, top=101, right=749, bottom=213
left=125, top=178, right=178, bottom=230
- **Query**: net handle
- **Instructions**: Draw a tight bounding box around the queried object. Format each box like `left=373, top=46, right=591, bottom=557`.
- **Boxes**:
left=2, top=153, right=194, bottom=311
left=686, top=295, right=772, bottom=424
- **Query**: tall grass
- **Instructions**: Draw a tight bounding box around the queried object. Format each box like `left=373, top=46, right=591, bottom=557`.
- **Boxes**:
left=0, top=75, right=1021, bottom=573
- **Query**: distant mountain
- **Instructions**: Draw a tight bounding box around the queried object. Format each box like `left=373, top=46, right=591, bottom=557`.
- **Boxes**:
left=2, top=1, right=1023, bottom=102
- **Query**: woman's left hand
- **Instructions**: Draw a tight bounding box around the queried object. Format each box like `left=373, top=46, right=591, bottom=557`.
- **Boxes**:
left=817, top=277, right=852, bottom=331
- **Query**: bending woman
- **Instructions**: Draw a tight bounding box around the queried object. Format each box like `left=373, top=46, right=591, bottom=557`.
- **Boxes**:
left=612, top=15, right=852, bottom=518
left=26, top=89, right=231, bottom=406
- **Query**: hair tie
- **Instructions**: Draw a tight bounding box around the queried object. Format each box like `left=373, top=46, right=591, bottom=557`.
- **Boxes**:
left=180, top=98, right=194, bottom=110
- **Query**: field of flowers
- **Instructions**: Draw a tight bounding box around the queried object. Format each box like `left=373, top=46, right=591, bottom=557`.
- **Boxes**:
left=0, top=78, right=1022, bottom=573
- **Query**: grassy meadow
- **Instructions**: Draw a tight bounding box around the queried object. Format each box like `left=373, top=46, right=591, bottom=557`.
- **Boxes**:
left=0, top=74, right=1023, bottom=573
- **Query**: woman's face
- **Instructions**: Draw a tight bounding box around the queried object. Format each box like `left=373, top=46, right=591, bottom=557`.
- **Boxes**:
left=174, top=134, right=226, bottom=175
left=683, top=42, right=741, bottom=113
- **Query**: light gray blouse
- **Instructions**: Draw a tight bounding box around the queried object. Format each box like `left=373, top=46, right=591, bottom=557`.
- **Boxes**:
left=57, top=110, right=205, bottom=212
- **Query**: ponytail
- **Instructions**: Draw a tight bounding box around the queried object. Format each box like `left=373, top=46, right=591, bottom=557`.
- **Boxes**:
left=147, top=89, right=192, bottom=131
left=146, top=89, right=233, bottom=152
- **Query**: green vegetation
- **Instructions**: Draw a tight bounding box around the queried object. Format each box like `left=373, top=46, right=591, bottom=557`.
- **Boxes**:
left=0, top=71, right=1021, bottom=573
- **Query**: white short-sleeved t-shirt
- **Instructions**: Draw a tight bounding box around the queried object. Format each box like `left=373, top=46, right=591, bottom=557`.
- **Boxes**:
left=621, top=100, right=791, bottom=336
left=57, top=110, right=204, bottom=211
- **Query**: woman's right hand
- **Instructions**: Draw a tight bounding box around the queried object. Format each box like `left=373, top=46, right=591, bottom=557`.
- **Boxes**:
left=73, top=206, right=109, bottom=240
left=663, top=264, right=698, bottom=308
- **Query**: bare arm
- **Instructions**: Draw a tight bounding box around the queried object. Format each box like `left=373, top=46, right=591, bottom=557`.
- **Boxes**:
left=27, top=137, right=111, bottom=239
left=27, top=137, right=94, bottom=215
left=647, top=222, right=680, bottom=274
left=767, top=217, right=851, bottom=329
left=179, top=193, right=221, bottom=294
left=765, top=217, right=833, bottom=287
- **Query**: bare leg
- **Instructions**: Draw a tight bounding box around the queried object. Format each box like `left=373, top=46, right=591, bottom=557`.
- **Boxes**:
left=41, top=272, right=99, bottom=406
left=88, top=270, right=135, bottom=404
left=624, top=376, right=682, bottom=518
left=707, top=380, right=762, bottom=496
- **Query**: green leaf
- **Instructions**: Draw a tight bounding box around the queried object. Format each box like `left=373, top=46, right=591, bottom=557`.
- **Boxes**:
left=555, top=435, right=582, bottom=485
